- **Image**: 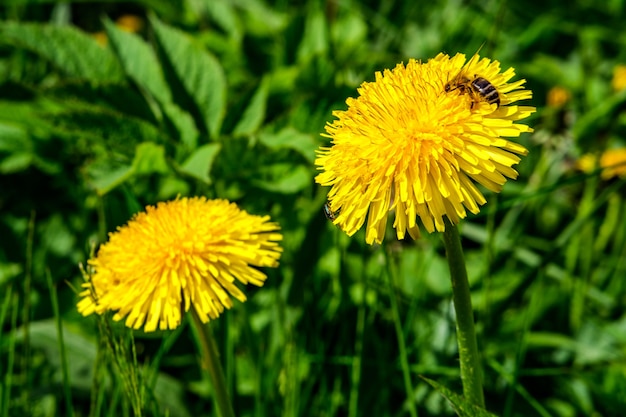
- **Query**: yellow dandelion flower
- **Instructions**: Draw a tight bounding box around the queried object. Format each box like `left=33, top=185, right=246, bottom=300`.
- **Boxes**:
left=316, top=53, right=535, bottom=244
left=78, top=197, right=283, bottom=332
left=546, top=86, right=571, bottom=107
left=115, top=15, right=144, bottom=33
left=92, top=31, right=107, bottom=47
left=599, top=148, right=626, bottom=179
left=612, top=65, right=626, bottom=92
left=576, top=153, right=597, bottom=174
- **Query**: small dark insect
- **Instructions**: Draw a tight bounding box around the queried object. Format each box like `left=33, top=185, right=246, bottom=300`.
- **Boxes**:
left=323, top=202, right=339, bottom=222
left=445, top=74, right=500, bottom=108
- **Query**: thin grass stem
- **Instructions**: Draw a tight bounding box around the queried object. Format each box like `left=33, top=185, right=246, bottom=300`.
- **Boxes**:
left=45, top=270, right=74, bottom=417
left=386, top=249, right=419, bottom=417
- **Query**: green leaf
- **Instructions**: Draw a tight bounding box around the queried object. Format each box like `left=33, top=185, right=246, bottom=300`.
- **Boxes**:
left=233, top=78, right=269, bottom=137
left=90, top=164, right=134, bottom=195
left=296, top=10, right=329, bottom=62
left=45, top=82, right=157, bottom=123
left=420, top=376, right=499, bottom=417
left=204, top=0, right=242, bottom=40
left=150, top=14, right=226, bottom=139
left=237, top=0, right=287, bottom=36
left=0, top=122, right=31, bottom=152
left=161, top=102, right=199, bottom=149
left=90, top=142, right=170, bottom=195
left=252, top=164, right=311, bottom=194
left=103, top=18, right=173, bottom=105
left=0, top=21, right=124, bottom=82
left=51, top=110, right=165, bottom=148
left=131, top=142, right=169, bottom=175
left=0, top=152, right=32, bottom=173
left=179, top=143, right=222, bottom=184
left=258, top=127, right=318, bottom=163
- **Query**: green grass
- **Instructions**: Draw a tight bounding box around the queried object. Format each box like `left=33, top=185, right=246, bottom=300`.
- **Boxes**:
left=2, top=0, right=626, bottom=416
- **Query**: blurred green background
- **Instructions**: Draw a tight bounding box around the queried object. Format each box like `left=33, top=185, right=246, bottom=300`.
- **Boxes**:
left=1, top=0, right=626, bottom=416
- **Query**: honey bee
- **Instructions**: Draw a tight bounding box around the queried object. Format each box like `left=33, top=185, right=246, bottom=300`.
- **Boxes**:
left=323, top=202, right=339, bottom=222
left=445, top=74, right=500, bottom=109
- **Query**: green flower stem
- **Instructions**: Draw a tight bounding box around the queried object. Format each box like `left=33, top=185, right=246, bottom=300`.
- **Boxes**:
left=190, top=310, right=236, bottom=417
left=442, top=221, right=485, bottom=408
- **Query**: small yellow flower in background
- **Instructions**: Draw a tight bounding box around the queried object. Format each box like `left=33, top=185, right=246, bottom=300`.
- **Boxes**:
left=612, top=65, right=626, bottom=92
left=546, top=86, right=571, bottom=107
left=116, top=15, right=144, bottom=33
left=576, top=153, right=597, bottom=174
left=599, top=148, right=626, bottom=179
left=316, top=53, right=535, bottom=244
left=92, top=31, right=108, bottom=47
left=78, top=197, right=283, bottom=332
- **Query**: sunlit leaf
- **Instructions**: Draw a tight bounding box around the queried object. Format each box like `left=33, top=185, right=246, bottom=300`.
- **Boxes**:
left=150, top=14, right=226, bottom=139
left=252, top=164, right=311, bottom=194
left=179, top=143, right=222, bottom=184
left=0, top=123, right=30, bottom=152
left=258, top=127, right=317, bottom=163
left=161, top=102, right=199, bottom=149
left=89, top=142, right=169, bottom=195
left=131, top=142, right=169, bottom=175
left=233, top=77, right=269, bottom=136
left=296, top=10, right=328, bottom=62
left=103, top=18, right=172, bottom=105
left=0, top=152, right=32, bottom=173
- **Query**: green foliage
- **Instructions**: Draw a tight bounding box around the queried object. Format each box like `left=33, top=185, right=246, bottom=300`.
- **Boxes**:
left=422, top=376, right=499, bottom=417
left=1, top=1, right=626, bottom=417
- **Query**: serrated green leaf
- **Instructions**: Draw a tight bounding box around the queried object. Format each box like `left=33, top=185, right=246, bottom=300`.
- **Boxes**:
left=233, top=78, right=269, bottom=136
left=420, top=376, right=498, bottom=417
left=252, top=164, right=311, bottom=194
left=51, top=110, right=165, bottom=149
left=45, top=82, right=157, bottom=123
left=258, top=127, right=318, bottom=163
left=161, top=102, right=199, bottom=149
left=179, top=143, right=222, bottom=183
left=150, top=14, right=226, bottom=139
left=0, top=21, right=124, bottom=82
left=103, top=18, right=172, bottom=105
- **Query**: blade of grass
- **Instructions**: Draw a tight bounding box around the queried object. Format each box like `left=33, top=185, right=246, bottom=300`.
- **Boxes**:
left=45, top=269, right=74, bottom=417
left=21, top=211, right=35, bottom=414
left=488, top=359, right=553, bottom=417
left=502, top=270, right=546, bottom=417
left=2, top=292, right=19, bottom=417
left=385, top=248, right=418, bottom=417
left=348, top=296, right=365, bottom=417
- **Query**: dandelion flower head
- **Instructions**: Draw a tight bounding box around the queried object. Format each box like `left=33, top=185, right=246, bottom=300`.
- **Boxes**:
left=612, top=64, right=626, bottom=92
left=546, top=86, right=571, bottom=108
left=78, top=197, right=283, bottom=332
left=316, top=53, right=535, bottom=244
left=599, top=148, right=626, bottom=180
left=576, top=153, right=597, bottom=174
